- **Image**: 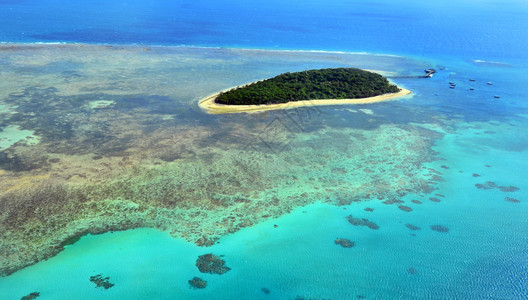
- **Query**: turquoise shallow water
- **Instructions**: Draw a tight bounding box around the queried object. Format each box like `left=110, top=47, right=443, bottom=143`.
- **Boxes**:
left=1, top=0, right=528, bottom=299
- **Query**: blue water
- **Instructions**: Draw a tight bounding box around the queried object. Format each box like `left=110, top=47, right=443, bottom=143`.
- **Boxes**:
left=1, top=0, right=528, bottom=299
left=2, top=0, right=528, bottom=61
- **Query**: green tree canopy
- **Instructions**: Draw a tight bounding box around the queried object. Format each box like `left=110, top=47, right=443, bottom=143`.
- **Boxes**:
left=215, top=68, right=400, bottom=105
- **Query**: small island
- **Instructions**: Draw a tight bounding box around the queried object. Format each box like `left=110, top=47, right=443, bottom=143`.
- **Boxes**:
left=199, top=68, right=411, bottom=114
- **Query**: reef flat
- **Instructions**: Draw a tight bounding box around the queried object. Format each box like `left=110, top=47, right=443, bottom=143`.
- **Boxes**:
left=0, top=44, right=441, bottom=276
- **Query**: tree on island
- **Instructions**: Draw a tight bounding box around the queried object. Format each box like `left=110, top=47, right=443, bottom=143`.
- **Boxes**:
left=215, top=68, right=400, bottom=105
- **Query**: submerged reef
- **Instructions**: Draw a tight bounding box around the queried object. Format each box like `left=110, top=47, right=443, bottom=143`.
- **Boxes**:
left=89, top=274, right=114, bottom=289
left=188, top=277, right=207, bottom=289
left=475, top=181, right=519, bottom=192
left=196, top=254, right=231, bottom=275
left=505, top=197, right=520, bottom=203
left=0, top=45, right=441, bottom=276
left=431, top=225, right=450, bottom=233
left=346, top=215, right=380, bottom=230
left=398, top=205, right=413, bottom=212
left=405, top=223, right=421, bottom=231
left=335, top=238, right=355, bottom=248
left=20, top=292, right=40, bottom=300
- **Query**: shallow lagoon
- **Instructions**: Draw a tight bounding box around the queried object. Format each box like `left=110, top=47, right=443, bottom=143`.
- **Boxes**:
left=0, top=45, right=527, bottom=299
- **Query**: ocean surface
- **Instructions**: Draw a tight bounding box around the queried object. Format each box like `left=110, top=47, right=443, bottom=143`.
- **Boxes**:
left=1, top=0, right=527, bottom=299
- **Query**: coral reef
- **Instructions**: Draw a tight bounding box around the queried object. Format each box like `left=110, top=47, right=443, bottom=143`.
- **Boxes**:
left=196, top=254, right=231, bottom=275
left=0, top=45, right=441, bottom=276
left=475, top=181, right=520, bottom=192
left=346, top=215, right=379, bottom=230
left=20, top=292, right=40, bottom=300
left=405, top=223, right=421, bottom=231
left=430, top=225, right=449, bottom=233
left=398, top=205, right=412, bottom=212
left=499, top=186, right=520, bottom=192
left=89, top=274, right=114, bottom=289
left=262, top=288, right=271, bottom=294
left=505, top=197, right=520, bottom=203
left=188, top=277, right=207, bottom=289
left=335, top=238, right=355, bottom=248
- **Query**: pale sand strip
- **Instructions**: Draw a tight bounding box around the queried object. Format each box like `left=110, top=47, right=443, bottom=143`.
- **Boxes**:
left=198, top=85, right=411, bottom=114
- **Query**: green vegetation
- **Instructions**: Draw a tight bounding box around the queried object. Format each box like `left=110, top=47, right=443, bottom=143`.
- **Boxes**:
left=215, top=68, right=400, bottom=105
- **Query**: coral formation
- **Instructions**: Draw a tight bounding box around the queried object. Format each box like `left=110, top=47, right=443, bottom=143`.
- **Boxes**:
left=398, top=205, right=412, bottom=212
left=430, top=225, right=449, bottom=233
left=20, top=292, right=40, bottom=300
left=89, top=274, right=114, bottom=289
left=196, top=254, right=231, bottom=275
left=188, top=277, right=207, bottom=289
left=475, top=181, right=520, bottom=192
left=405, top=223, right=421, bottom=231
left=505, top=197, right=520, bottom=203
left=335, top=238, right=355, bottom=248
left=499, top=186, right=520, bottom=192
left=346, top=215, right=379, bottom=230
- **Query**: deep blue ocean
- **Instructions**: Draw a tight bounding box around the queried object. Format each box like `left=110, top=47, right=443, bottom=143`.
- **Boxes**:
left=2, top=0, right=528, bottom=61
left=1, top=0, right=528, bottom=299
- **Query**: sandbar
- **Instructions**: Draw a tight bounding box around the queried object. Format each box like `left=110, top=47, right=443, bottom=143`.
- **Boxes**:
left=198, top=83, right=411, bottom=114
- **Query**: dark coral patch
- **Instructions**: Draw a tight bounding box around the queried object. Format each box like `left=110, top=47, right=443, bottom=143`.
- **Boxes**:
left=89, top=274, right=114, bottom=289
left=476, top=181, right=519, bottom=193
left=189, top=277, right=207, bottom=289
left=382, top=198, right=404, bottom=205
left=435, top=194, right=445, bottom=197
left=262, top=287, right=271, bottom=294
left=364, top=207, right=374, bottom=212
left=407, top=267, right=418, bottom=274
left=398, top=205, right=412, bottom=212
left=499, top=186, right=520, bottom=192
left=505, top=197, right=520, bottom=203
left=429, top=197, right=441, bottom=202
left=347, top=215, right=379, bottom=230
left=440, top=165, right=450, bottom=169
left=196, top=254, right=231, bottom=275
left=411, top=200, right=422, bottom=204
left=431, top=225, right=449, bottom=233
left=335, top=238, right=355, bottom=248
left=475, top=181, right=498, bottom=189
left=405, top=223, right=421, bottom=231
left=472, top=173, right=481, bottom=177
left=21, top=292, right=40, bottom=300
